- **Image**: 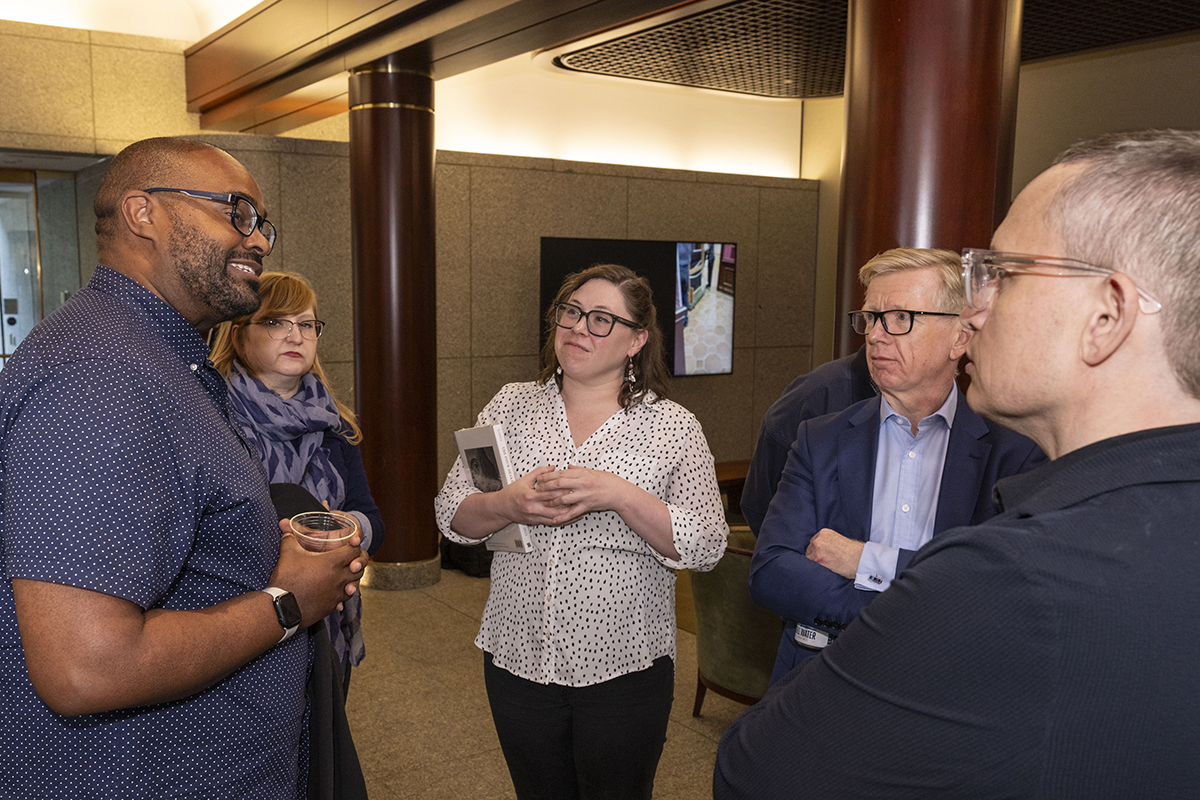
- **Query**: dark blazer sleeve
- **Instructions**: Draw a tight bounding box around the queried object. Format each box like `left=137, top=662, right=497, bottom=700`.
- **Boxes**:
left=325, top=431, right=386, bottom=556
left=743, top=347, right=876, bottom=535
left=742, top=384, right=836, bottom=534
left=749, top=401, right=880, bottom=632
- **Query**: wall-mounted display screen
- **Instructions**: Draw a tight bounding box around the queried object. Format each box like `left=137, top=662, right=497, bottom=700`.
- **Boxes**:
left=540, top=237, right=737, bottom=376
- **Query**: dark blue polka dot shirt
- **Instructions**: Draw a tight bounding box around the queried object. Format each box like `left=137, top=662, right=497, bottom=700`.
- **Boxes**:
left=0, top=266, right=309, bottom=799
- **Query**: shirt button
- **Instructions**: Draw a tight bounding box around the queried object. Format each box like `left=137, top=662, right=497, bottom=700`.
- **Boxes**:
left=190, top=363, right=198, bottom=371
left=907, top=451, right=915, bottom=458
left=902, top=504, right=910, bottom=512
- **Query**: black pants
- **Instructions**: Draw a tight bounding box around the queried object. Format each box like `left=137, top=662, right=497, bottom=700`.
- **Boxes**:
left=483, top=652, right=674, bottom=800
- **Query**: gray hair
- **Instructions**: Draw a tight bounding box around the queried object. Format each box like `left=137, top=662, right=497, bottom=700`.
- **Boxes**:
left=1051, top=129, right=1200, bottom=397
left=857, top=247, right=965, bottom=313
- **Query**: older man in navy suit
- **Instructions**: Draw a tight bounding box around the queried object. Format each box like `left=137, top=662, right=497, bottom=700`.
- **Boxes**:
left=749, top=247, right=1043, bottom=682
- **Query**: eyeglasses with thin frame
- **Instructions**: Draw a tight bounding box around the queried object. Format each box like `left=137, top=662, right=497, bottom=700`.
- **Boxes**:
left=254, top=318, right=324, bottom=340
left=554, top=302, right=638, bottom=337
left=144, top=188, right=277, bottom=253
left=961, top=248, right=1162, bottom=314
left=848, top=309, right=960, bottom=336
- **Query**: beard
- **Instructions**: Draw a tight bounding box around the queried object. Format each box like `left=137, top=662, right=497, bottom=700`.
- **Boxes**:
left=167, top=220, right=263, bottom=322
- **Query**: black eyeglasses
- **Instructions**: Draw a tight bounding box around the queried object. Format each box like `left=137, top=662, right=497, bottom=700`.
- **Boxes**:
left=145, top=188, right=277, bottom=253
left=848, top=309, right=960, bottom=336
left=554, top=303, right=638, bottom=337
left=254, top=318, right=324, bottom=340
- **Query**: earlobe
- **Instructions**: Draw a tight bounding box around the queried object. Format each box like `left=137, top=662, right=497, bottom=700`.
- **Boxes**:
left=1081, top=275, right=1137, bottom=367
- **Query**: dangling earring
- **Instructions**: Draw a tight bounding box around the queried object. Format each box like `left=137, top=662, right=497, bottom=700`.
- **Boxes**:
left=625, top=357, right=636, bottom=385
left=556, top=365, right=563, bottom=376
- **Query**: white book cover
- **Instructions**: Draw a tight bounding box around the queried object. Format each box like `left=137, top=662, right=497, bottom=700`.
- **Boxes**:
left=454, top=423, right=532, bottom=553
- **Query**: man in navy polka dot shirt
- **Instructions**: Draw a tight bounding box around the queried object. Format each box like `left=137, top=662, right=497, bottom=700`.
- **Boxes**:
left=0, top=138, right=366, bottom=798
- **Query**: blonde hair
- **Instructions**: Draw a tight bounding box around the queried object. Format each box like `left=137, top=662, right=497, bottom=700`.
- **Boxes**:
left=858, top=247, right=965, bottom=313
left=209, top=271, right=363, bottom=444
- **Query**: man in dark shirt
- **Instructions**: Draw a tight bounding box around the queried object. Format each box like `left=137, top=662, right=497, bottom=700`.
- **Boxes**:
left=715, top=130, right=1200, bottom=797
left=740, top=345, right=875, bottom=535
left=0, top=137, right=364, bottom=798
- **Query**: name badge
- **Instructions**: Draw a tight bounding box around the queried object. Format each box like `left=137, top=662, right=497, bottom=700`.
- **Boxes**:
left=794, top=624, right=832, bottom=650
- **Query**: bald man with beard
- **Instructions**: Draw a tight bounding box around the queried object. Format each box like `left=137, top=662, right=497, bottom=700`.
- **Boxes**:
left=0, top=137, right=364, bottom=798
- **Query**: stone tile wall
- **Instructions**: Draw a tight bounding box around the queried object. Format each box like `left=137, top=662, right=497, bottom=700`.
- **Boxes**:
left=0, top=19, right=200, bottom=155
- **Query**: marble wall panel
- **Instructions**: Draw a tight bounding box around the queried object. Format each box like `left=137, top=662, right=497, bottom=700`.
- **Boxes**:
left=468, top=166, right=627, bottom=358
left=755, top=186, right=820, bottom=349
left=437, top=357, right=472, bottom=477
left=668, top=354, right=757, bottom=463
left=436, top=164, right=471, bottom=360
left=74, top=158, right=108, bottom=283
left=323, top=360, right=356, bottom=411
left=749, top=345, right=814, bottom=438
left=469, top=355, right=540, bottom=424
left=90, top=37, right=199, bottom=144
left=0, top=30, right=93, bottom=143
left=277, top=151, right=353, bottom=364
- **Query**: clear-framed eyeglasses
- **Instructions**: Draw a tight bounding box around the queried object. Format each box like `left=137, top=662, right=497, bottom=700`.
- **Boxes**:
left=961, top=248, right=1162, bottom=314
left=254, top=318, right=325, bottom=340
left=848, top=309, right=959, bottom=336
left=144, top=187, right=278, bottom=254
left=553, top=302, right=638, bottom=337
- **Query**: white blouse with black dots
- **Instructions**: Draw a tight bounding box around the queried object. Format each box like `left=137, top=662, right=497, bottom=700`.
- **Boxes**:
left=436, top=380, right=729, bottom=687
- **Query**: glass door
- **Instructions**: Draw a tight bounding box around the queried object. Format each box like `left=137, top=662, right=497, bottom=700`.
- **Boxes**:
left=0, top=169, right=80, bottom=368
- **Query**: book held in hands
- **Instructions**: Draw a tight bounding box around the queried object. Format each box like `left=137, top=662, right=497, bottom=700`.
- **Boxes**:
left=454, top=423, right=531, bottom=553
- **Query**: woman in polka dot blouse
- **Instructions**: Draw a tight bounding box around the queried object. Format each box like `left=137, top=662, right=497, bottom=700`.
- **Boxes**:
left=435, top=263, right=729, bottom=799
left=211, top=272, right=384, bottom=696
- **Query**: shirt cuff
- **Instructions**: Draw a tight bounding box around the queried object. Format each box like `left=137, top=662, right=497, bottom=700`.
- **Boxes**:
left=854, top=541, right=900, bottom=592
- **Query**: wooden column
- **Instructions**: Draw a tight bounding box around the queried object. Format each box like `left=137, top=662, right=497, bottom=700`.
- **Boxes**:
left=349, top=53, right=440, bottom=589
left=834, top=0, right=1023, bottom=356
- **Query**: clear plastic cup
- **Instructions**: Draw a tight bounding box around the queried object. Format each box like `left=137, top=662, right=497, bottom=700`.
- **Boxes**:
left=289, top=510, right=359, bottom=552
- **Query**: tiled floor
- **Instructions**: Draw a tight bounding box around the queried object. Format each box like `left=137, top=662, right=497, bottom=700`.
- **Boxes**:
left=682, top=289, right=734, bottom=375
left=346, top=568, right=746, bottom=799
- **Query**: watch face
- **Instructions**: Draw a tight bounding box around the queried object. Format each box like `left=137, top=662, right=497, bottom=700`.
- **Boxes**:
left=275, top=592, right=303, bottom=630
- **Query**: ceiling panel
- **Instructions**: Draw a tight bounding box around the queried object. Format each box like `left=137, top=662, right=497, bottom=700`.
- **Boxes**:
left=554, top=0, right=1200, bottom=99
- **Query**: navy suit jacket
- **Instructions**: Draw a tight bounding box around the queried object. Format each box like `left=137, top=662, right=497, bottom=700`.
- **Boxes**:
left=749, top=388, right=1045, bottom=679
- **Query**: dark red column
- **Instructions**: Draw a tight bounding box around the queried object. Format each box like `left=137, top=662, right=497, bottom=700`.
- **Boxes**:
left=835, top=0, right=1023, bottom=356
left=349, top=54, right=440, bottom=589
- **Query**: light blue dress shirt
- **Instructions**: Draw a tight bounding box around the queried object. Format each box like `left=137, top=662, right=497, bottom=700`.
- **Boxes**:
left=854, top=387, right=957, bottom=592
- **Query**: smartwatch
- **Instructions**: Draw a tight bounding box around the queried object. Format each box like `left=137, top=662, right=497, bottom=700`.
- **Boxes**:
left=262, top=587, right=302, bottom=643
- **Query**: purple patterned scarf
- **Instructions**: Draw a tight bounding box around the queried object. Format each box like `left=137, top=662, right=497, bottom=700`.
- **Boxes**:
left=226, top=361, right=364, bottom=670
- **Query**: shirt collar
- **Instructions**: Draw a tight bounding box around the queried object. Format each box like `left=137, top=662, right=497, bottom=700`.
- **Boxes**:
left=879, top=384, right=958, bottom=430
left=89, top=264, right=212, bottom=368
left=994, top=422, right=1200, bottom=514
